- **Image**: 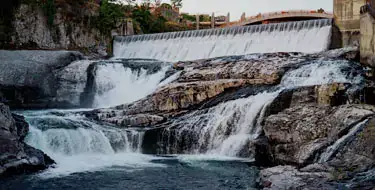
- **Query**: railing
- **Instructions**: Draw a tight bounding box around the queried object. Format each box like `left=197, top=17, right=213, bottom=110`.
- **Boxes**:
left=224, top=10, right=333, bottom=27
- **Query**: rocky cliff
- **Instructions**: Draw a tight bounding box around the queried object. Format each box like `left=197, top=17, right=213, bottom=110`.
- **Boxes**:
left=0, top=1, right=114, bottom=56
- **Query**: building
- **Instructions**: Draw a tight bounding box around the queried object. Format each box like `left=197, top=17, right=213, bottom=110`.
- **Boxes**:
left=333, top=0, right=375, bottom=46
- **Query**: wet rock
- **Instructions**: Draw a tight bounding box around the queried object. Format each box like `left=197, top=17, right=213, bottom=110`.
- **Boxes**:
left=102, top=114, right=165, bottom=128
left=91, top=79, right=268, bottom=127
left=263, top=104, right=375, bottom=166
left=258, top=165, right=336, bottom=190
left=0, top=103, right=54, bottom=176
left=266, top=84, right=350, bottom=116
left=90, top=53, right=309, bottom=127
left=328, top=117, right=375, bottom=173
left=173, top=52, right=305, bottom=83
left=55, top=60, right=93, bottom=108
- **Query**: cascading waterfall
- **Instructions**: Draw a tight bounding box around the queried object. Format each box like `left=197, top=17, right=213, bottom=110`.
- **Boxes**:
left=24, top=110, right=145, bottom=155
left=92, top=61, right=171, bottom=108
left=22, top=110, right=154, bottom=176
left=280, top=60, right=364, bottom=88
left=161, top=91, right=279, bottom=157
left=114, top=19, right=332, bottom=62
left=158, top=59, right=364, bottom=157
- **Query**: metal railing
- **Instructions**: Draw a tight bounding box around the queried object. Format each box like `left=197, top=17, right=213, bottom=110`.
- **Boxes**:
left=225, top=10, right=333, bottom=27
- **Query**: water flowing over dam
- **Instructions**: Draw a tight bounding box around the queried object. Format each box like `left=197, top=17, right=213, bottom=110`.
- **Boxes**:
left=113, top=19, right=333, bottom=62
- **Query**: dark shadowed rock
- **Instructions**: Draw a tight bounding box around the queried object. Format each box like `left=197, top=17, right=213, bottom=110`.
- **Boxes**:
left=0, top=50, right=84, bottom=108
left=0, top=103, right=54, bottom=176
left=328, top=117, right=375, bottom=173
left=263, top=104, right=375, bottom=166
left=258, top=165, right=337, bottom=190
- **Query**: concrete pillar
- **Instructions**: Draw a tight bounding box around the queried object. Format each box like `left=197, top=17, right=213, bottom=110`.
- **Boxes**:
left=226, top=12, right=230, bottom=26
left=196, top=14, right=200, bottom=30
left=127, top=19, right=134, bottom=35
left=241, top=12, right=246, bottom=22
left=211, top=12, right=215, bottom=28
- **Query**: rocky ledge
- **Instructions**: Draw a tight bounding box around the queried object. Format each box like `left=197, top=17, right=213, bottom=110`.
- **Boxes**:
left=0, top=103, right=54, bottom=177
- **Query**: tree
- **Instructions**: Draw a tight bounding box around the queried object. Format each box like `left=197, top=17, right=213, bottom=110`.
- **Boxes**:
left=170, top=0, right=182, bottom=8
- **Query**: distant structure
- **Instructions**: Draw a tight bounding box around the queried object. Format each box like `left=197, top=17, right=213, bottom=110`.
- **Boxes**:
left=224, top=10, right=333, bottom=27
left=333, top=0, right=369, bottom=46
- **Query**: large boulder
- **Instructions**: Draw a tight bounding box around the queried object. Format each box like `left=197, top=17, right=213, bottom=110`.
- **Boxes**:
left=258, top=165, right=336, bottom=190
left=0, top=50, right=84, bottom=108
left=328, top=117, right=375, bottom=173
left=0, top=103, right=54, bottom=176
left=263, top=103, right=375, bottom=166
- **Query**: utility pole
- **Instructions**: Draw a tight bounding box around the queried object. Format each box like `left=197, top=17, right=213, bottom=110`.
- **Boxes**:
left=211, top=12, right=215, bottom=28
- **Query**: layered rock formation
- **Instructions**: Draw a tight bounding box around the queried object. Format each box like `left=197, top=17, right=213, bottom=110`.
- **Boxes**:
left=0, top=103, right=54, bottom=176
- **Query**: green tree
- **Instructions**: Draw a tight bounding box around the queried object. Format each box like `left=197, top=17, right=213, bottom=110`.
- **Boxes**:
left=96, top=0, right=125, bottom=34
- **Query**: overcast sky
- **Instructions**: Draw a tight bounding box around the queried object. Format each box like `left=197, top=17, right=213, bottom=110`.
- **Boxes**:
left=173, top=0, right=333, bottom=21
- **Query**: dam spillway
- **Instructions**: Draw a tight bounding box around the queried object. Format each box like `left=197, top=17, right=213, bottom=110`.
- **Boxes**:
left=113, top=19, right=333, bottom=62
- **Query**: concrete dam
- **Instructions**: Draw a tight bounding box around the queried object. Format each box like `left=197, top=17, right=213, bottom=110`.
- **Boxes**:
left=113, top=19, right=334, bottom=62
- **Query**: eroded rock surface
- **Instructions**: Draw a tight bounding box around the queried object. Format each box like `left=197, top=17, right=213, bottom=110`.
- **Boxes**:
left=0, top=103, right=54, bottom=176
left=0, top=50, right=84, bottom=108
left=264, top=104, right=375, bottom=166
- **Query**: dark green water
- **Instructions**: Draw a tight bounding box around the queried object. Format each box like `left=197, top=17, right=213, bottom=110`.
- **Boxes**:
left=0, top=156, right=258, bottom=190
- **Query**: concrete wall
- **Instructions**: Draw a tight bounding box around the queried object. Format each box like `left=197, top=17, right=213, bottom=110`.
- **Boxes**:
left=334, top=0, right=366, bottom=47
left=360, top=12, right=375, bottom=67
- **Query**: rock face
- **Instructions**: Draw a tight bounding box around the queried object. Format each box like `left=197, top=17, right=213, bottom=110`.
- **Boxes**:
left=258, top=165, right=336, bottom=190
left=0, top=103, right=54, bottom=176
left=6, top=3, right=108, bottom=51
left=0, top=50, right=84, bottom=108
left=264, top=104, right=375, bottom=166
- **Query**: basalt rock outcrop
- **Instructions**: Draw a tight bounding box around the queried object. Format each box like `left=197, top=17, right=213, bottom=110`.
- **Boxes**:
left=0, top=103, right=54, bottom=176
left=0, top=50, right=84, bottom=108
left=87, top=52, right=314, bottom=127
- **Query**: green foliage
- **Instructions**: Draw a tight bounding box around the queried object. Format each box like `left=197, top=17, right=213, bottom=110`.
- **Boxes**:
left=132, top=4, right=170, bottom=34
left=42, top=0, right=56, bottom=26
left=96, top=0, right=125, bottom=34
left=199, top=14, right=211, bottom=22
left=181, top=13, right=195, bottom=22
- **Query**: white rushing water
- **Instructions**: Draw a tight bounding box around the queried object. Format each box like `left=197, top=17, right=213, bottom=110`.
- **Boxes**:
left=281, top=60, right=363, bottom=88
left=164, top=91, right=279, bottom=157
left=93, top=63, right=170, bottom=108
left=114, top=19, right=332, bottom=62
left=23, top=110, right=161, bottom=177
left=161, top=59, right=364, bottom=157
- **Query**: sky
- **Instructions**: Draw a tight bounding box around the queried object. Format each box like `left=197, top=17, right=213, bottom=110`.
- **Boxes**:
left=161, top=0, right=333, bottom=21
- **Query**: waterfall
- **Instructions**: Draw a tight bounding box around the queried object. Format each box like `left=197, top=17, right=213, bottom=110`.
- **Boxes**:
left=24, top=110, right=145, bottom=155
left=92, top=61, right=171, bottom=108
left=22, top=110, right=155, bottom=176
left=114, top=19, right=332, bottom=62
left=156, top=59, right=364, bottom=157
left=280, top=60, right=364, bottom=88
left=159, top=91, right=279, bottom=157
